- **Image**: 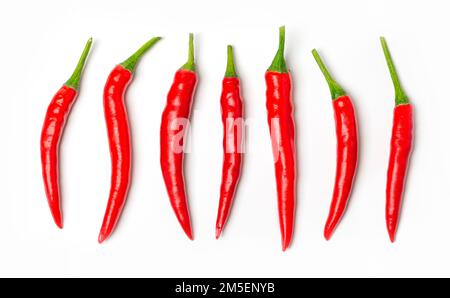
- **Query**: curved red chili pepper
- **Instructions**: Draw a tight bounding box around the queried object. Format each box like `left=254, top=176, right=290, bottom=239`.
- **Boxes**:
left=312, top=50, right=359, bottom=240
left=98, top=37, right=161, bottom=243
left=265, top=26, right=297, bottom=251
left=216, top=45, right=244, bottom=239
left=161, top=34, right=197, bottom=240
left=41, top=38, right=93, bottom=229
left=381, top=37, right=414, bottom=243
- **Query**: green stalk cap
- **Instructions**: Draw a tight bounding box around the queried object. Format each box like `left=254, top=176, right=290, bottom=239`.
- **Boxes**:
left=312, top=49, right=346, bottom=100
left=121, top=37, right=162, bottom=72
left=65, top=38, right=93, bottom=90
left=225, top=45, right=237, bottom=78
left=180, top=33, right=196, bottom=71
left=268, top=26, right=288, bottom=73
left=380, top=37, right=409, bottom=106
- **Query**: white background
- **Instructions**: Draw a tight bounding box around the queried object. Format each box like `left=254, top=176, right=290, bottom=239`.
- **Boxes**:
left=1, top=0, right=449, bottom=277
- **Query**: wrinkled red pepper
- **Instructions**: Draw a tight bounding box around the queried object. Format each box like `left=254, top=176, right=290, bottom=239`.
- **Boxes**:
left=381, top=37, right=414, bottom=243
left=41, top=38, right=93, bottom=228
left=99, top=37, right=161, bottom=243
left=265, top=26, right=297, bottom=251
left=312, top=49, right=359, bottom=240
left=160, top=34, right=197, bottom=240
left=216, top=45, right=244, bottom=239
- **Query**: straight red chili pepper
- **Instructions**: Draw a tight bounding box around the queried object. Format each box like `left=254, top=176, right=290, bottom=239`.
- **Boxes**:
left=312, top=49, right=359, bottom=240
left=41, top=38, right=93, bottom=229
left=215, top=45, right=244, bottom=239
left=98, top=37, right=161, bottom=243
left=161, top=34, right=198, bottom=240
left=265, top=26, right=297, bottom=251
left=381, top=37, right=414, bottom=243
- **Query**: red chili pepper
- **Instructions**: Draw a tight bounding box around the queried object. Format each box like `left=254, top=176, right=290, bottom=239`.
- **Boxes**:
left=312, top=50, right=359, bottom=240
left=381, top=37, right=414, bottom=243
left=161, top=34, right=198, bottom=240
left=98, top=37, right=162, bottom=243
left=40, top=38, right=93, bottom=229
left=215, top=46, right=244, bottom=239
left=265, top=26, right=297, bottom=251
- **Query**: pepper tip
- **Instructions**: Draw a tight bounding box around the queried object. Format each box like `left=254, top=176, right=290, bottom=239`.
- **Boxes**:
left=184, top=227, right=194, bottom=241
left=215, top=227, right=223, bottom=239
left=52, top=214, right=63, bottom=229
left=388, top=231, right=396, bottom=243
left=98, top=232, right=108, bottom=244
left=281, top=238, right=291, bottom=252
left=324, top=227, right=334, bottom=241
left=56, top=221, right=63, bottom=230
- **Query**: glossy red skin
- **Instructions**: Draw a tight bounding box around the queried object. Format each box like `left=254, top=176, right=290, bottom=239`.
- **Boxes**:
left=40, top=85, right=78, bottom=229
left=98, top=65, right=133, bottom=243
left=324, top=95, right=358, bottom=240
left=265, top=71, right=296, bottom=251
left=216, top=77, right=244, bottom=237
left=161, top=69, right=197, bottom=240
left=386, top=103, right=413, bottom=242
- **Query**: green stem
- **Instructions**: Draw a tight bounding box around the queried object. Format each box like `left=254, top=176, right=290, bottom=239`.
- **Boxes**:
left=380, top=37, right=409, bottom=106
left=65, top=38, right=93, bottom=90
left=268, top=26, right=288, bottom=73
left=121, top=37, right=162, bottom=72
left=180, top=33, right=195, bottom=71
left=225, top=45, right=237, bottom=78
left=312, top=49, right=346, bottom=100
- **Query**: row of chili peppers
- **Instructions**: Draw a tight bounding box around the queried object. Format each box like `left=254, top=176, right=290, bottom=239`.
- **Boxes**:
left=41, top=27, right=413, bottom=251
